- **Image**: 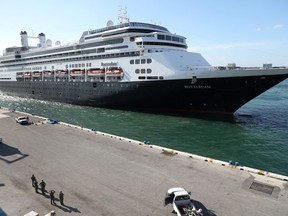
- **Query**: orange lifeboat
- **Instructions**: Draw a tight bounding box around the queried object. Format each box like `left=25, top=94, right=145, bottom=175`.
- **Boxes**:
left=87, top=68, right=105, bottom=76
left=32, top=71, right=42, bottom=77
left=24, top=72, right=32, bottom=77
left=43, top=71, right=54, bottom=77
left=70, top=69, right=85, bottom=76
left=55, top=70, right=68, bottom=76
left=106, top=67, right=123, bottom=75
left=16, top=72, right=24, bottom=78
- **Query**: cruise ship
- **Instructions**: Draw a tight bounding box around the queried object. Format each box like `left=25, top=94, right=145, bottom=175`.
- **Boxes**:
left=0, top=18, right=288, bottom=115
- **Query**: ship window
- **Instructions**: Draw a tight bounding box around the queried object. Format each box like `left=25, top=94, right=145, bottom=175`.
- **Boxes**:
left=135, top=69, right=140, bottom=74
left=97, top=48, right=105, bottom=53
left=135, top=59, right=140, bottom=64
left=141, top=59, right=146, bottom=64
left=147, top=69, right=152, bottom=73
left=82, top=63, right=85, bottom=67
left=147, top=59, right=152, bottom=64
left=172, top=36, right=179, bottom=42
left=130, top=60, right=134, bottom=64
left=157, top=35, right=165, bottom=40
left=141, top=69, right=145, bottom=74
left=138, top=76, right=146, bottom=79
left=166, top=35, right=171, bottom=41
left=179, top=38, right=184, bottom=43
left=159, top=76, right=164, bottom=79
left=147, top=76, right=158, bottom=80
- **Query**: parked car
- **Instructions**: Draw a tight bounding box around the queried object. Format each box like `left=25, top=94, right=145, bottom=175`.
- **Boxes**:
left=164, top=187, right=203, bottom=216
left=47, top=119, right=59, bottom=124
left=15, top=116, right=29, bottom=125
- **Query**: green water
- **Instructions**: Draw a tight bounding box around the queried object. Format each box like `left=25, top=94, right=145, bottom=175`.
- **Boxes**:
left=1, top=80, right=287, bottom=176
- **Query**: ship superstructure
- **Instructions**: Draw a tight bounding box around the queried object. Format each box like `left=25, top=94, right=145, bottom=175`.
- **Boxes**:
left=0, top=18, right=288, bottom=115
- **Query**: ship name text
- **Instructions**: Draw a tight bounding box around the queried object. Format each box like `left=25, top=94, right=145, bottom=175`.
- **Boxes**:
left=101, top=61, right=118, bottom=67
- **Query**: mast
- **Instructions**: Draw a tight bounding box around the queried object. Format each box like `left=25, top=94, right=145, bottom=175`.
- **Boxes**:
left=118, top=6, right=129, bottom=24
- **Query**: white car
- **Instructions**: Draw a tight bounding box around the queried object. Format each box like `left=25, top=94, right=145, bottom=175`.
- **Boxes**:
left=15, top=116, right=29, bottom=125
left=164, top=187, right=203, bottom=216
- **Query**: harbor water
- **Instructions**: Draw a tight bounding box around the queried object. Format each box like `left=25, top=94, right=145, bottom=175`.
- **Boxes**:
left=0, top=80, right=287, bottom=176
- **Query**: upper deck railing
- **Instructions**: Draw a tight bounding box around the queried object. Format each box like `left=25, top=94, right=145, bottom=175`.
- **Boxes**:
left=88, top=22, right=169, bottom=35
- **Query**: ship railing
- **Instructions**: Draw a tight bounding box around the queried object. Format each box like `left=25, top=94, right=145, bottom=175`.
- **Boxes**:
left=88, top=22, right=168, bottom=36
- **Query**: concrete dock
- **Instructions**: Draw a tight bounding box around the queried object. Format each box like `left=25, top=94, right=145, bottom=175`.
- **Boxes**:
left=0, top=108, right=287, bottom=216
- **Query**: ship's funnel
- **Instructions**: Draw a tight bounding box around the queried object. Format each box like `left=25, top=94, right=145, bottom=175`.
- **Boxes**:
left=38, top=33, right=46, bottom=48
left=20, top=31, right=29, bottom=47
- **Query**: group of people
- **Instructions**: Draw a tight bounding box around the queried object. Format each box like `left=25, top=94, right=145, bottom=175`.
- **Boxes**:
left=31, top=174, right=64, bottom=205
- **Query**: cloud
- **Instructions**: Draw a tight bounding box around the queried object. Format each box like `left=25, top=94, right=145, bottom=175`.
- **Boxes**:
left=273, top=24, right=284, bottom=29
left=254, top=27, right=261, bottom=32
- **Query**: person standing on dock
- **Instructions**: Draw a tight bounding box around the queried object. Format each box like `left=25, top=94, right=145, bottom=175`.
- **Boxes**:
left=31, top=174, right=36, bottom=187
left=59, top=191, right=64, bottom=205
left=50, top=190, right=56, bottom=205
left=39, top=180, right=46, bottom=194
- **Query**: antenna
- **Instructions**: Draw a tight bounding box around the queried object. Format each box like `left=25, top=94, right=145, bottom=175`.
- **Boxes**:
left=118, top=6, right=129, bottom=24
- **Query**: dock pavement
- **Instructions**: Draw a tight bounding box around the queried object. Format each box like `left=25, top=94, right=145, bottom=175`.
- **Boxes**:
left=0, top=108, right=287, bottom=215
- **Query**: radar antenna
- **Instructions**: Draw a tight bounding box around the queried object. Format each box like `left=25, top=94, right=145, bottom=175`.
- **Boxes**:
left=118, top=6, right=129, bottom=24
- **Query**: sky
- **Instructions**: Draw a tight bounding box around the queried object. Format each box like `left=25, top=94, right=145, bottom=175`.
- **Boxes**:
left=0, top=0, right=287, bottom=67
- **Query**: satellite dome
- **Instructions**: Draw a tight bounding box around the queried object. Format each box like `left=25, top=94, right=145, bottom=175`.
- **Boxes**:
left=46, top=39, right=52, bottom=47
left=55, top=41, right=61, bottom=46
left=106, top=20, right=114, bottom=27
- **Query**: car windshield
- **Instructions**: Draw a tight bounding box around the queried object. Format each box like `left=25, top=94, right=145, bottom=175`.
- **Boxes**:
left=175, top=195, right=190, bottom=201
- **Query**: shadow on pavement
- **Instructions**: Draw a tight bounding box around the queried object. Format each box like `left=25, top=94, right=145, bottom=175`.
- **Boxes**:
left=39, top=192, right=81, bottom=213
left=191, top=199, right=217, bottom=216
left=0, top=142, right=28, bottom=164
left=53, top=203, right=81, bottom=213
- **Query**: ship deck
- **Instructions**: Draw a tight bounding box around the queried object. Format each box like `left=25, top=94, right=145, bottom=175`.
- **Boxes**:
left=0, top=108, right=287, bottom=215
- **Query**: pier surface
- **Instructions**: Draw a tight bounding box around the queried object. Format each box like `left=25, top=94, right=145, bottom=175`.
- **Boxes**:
left=0, top=109, right=287, bottom=215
